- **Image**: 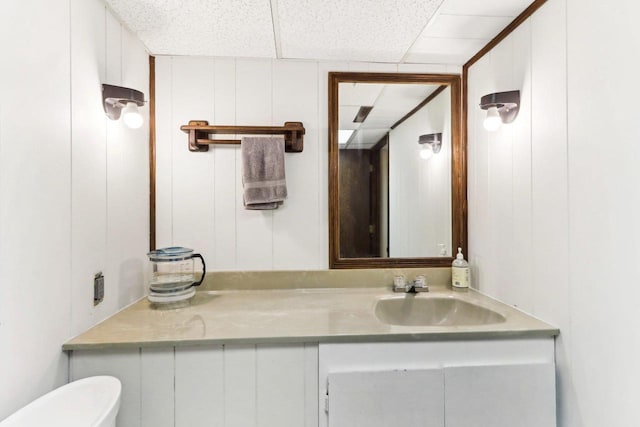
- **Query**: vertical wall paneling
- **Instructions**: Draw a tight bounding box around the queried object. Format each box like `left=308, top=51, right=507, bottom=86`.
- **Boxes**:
left=466, top=54, right=491, bottom=293
left=0, top=0, right=148, bottom=417
left=256, top=344, right=307, bottom=427
left=154, top=57, right=174, bottom=249
left=141, top=348, right=175, bottom=427
left=235, top=59, right=275, bottom=269
left=0, top=0, right=72, bottom=417
left=485, top=34, right=516, bottom=307
left=508, top=20, right=534, bottom=313
left=530, top=0, right=569, bottom=331
left=224, top=344, right=257, bottom=427
left=70, top=0, right=108, bottom=336
left=567, top=0, right=640, bottom=425
left=468, top=0, right=580, bottom=426
left=154, top=58, right=462, bottom=270
left=171, top=57, right=216, bottom=264
left=71, top=349, right=142, bottom=427
left=116, top=26, right=150, bottom=307
left=272, top=61, right=320, bottom=269
left=175, top=345, right=224, bottom=427
left=212, top=58, right=238, bottom=269
left=105, top=11, right=126, bottom=316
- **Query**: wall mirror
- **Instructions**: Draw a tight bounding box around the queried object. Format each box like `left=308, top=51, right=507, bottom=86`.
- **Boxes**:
left=329, top=72, right=466, bottom=269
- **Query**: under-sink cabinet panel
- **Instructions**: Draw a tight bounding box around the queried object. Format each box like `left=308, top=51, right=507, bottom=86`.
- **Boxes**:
left=319, top=339, right=556, bottom=427
left=70, top=343, right=319, bottom=427
left=327, top=369, right=445, bottom=427
left=444, top=363, right=555, bottom=427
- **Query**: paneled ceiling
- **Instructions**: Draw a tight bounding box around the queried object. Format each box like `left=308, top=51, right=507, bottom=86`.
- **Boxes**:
left=105, top=0, right=534, bottom=65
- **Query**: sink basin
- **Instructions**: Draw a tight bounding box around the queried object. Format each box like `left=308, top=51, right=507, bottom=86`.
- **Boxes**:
left=375, top=296, right=506, bottom=326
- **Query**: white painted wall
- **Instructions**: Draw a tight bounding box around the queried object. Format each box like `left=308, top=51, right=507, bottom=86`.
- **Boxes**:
left=0, top=0, right=148, bottom=419
left=467, top=0, right=640, bottom=425
left=389, top=87, right=452, bottom=257
left=155, top=59, right=460, bottom=270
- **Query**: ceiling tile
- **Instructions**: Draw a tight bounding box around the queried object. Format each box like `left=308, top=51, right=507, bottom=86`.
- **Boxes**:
left=406, top=36, right=489, bottom=64
left=277, top=0, right=444, bottom=62
left=439, top=0, right=534, bottom=17
left=105, top=0, right=276, bottom=57
left=424, top=14, right=513, bottom=39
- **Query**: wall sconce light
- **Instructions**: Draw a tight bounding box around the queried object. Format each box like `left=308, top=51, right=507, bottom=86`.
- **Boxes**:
left=479, top=90, right=520, bottom=131
left=102, top=84, right=145, bottom=129
left=418, top=133, right=442, bottom=160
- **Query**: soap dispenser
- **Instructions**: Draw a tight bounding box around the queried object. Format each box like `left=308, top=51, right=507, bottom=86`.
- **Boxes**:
left=451, top=247, right=470, bottom=289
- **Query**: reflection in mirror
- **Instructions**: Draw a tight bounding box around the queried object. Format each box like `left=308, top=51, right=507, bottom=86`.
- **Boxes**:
left=338, top=82, right=452, bottom=258
left=329, top=73, right=465, bottom=269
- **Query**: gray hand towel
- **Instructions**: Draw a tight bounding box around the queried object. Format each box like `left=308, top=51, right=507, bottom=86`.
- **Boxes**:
left=241, top=136, right=287, bottom=210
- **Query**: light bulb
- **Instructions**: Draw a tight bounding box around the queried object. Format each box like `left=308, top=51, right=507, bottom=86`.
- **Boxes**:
left=122, top=102, right=143, bottom=129
left=483, top=106, right=502, bottom=131
left=419, top=144, right=434, bottom=160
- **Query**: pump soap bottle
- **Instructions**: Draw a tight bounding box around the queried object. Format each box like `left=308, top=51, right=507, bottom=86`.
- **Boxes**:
left=452, top=247, right=470, bottom=289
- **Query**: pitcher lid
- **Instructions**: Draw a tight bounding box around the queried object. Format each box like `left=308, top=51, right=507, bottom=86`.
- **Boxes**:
left=147, top=246, right=194, bottom=259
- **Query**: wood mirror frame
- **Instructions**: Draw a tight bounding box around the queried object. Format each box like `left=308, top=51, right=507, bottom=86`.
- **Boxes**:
left=328, top=72, right=466, bottom=269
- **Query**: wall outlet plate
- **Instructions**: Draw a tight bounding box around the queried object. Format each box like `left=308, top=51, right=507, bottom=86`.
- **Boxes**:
left=94, top=272, right=104, bottom=306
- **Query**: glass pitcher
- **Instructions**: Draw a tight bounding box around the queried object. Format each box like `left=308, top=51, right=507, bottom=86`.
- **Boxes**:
left=147, top=247, right=206, bottom=293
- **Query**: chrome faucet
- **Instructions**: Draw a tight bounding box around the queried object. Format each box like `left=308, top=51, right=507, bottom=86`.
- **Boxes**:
left=393, top=275, right=429, bottom=293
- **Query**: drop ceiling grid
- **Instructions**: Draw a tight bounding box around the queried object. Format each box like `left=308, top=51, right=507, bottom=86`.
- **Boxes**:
left=275, top=0, right=444, bottom=62
left=105, top=0, right=277, bottom=57
left=103, top=0, right=535, bottom=65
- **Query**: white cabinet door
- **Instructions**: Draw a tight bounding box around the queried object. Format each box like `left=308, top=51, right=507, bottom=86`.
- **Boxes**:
left=444, top=363, right=556, bottom=427
left=327, top=369, right=444, bottom=427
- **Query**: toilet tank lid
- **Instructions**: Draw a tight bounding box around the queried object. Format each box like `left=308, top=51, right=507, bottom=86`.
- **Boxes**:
left=0, top=376, right=122, bottom=427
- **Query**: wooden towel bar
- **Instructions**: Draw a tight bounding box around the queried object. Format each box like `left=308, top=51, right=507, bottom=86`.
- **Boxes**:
left=180, top=120, right=305, bottom=153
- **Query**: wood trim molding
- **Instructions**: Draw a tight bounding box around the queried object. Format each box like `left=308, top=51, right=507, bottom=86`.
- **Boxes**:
left=391, top=84, right=447, bottom=130
left=463, top=0, right=549, bottom=72
left=329, top=72, right=465, bottom=269
left=149, top=55, right=156, bottom=251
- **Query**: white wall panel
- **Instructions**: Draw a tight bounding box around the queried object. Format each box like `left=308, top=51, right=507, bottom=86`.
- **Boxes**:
left=567, top=0, right=640, bottom=426
left=113, top=26, right=149, bottom=307
left=0, top=0, right=72, bottom=418
left=235, top=59, right=275, bottom=270
left=171, top=57, right=216, bottom=265
left=0, top=0, right=148, bottom=419
left=154, top=58, right=459, bottom=271
left=70, top=0, right=108, bottom=336
left=466, top=54, right=491, bottom=293
left=212, top=58, right=239, bottom=270
left=272, top=61, right=320, bottom=269
left=154, top=56, right=174, bottom=249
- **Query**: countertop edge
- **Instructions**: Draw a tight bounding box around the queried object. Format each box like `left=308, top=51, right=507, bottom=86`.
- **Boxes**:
left=63, top=328, right=559, bottom=351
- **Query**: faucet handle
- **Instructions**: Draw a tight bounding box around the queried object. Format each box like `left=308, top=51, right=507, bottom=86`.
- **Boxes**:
left=393, top=275, right=408, bottom=292
left=413, top=275, right=429, bottom=292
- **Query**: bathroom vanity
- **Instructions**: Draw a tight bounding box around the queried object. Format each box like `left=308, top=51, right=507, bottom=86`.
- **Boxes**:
left=64, top=280, right=558, bottom=427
